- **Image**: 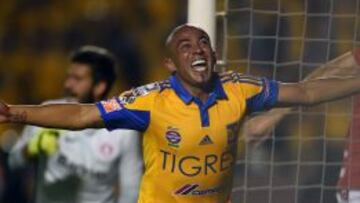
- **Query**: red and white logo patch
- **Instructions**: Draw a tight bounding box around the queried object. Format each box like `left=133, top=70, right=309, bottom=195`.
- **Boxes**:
left=101, top=98, right=122, bottom=113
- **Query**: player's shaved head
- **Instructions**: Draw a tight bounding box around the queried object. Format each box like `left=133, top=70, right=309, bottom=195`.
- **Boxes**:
left=165, top=24, right=211, bottom=56
left=163, top=23, right=216, bottom=91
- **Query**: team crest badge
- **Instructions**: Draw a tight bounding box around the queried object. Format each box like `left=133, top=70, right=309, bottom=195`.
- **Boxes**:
left=165, top=127, right=181, bottom=148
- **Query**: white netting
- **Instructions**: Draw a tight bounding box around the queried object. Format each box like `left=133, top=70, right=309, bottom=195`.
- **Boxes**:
left=216, top=0, right=360, bottom=202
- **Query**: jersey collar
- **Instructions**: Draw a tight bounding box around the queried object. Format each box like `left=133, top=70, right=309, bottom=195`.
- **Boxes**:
left=169, top=73, right=227, bottom=105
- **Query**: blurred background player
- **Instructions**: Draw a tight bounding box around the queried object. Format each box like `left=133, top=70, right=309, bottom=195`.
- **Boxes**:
left=8, top=46, right=143, bottom=203
left=242, top=50, right=360, bottom=203
left=337, top=96, right=360, bottom=202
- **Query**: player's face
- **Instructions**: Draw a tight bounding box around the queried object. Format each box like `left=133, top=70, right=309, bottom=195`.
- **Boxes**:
left=166, top=26, right=216, bottom=89
left=64, top=63, right=94, bottom=103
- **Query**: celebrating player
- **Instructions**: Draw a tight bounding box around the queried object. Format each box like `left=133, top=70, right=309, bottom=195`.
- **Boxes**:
left=2, top=24, right=360, bottom=203
left=7, top=46, right=143, bottom=203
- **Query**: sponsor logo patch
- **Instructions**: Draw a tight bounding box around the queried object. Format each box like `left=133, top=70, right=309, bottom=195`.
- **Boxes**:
left=101, top=98, right=122, bottom=113
left=174, top=184, right=224, bottom=196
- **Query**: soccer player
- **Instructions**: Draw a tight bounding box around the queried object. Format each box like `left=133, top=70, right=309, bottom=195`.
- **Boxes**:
left=2, top=24, right=360, bottom=203
left=337, top=98, right=360, bottom=203
left=7, top=46, right=143, bottom=203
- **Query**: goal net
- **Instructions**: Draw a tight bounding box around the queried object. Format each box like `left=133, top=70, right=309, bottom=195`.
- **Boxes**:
left=215, top=0, right=360, bottom=203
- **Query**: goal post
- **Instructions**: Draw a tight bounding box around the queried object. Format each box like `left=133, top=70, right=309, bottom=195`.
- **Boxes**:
left=187, top=0, right=216, bottom=49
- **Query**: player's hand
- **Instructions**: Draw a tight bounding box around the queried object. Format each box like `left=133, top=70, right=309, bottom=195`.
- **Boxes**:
left=27, top=129, right=60, bottom=157
left=0, top=101, right=10, bottom=123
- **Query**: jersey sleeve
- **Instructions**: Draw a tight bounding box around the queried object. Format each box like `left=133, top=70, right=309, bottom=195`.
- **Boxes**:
left=96, top=91, right=153, bottom=132
left=236, top=75, right=279, bottom=113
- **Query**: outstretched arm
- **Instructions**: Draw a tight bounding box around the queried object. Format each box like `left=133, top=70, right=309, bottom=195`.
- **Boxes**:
left=277, top=75, right=360, bottom=106
left=277, top=50, right=360, bottom=106
left=245, top=50, right=360, bottom=144
left=0, top=103, right=104, bottom=130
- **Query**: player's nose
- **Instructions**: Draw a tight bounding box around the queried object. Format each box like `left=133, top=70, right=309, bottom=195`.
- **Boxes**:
left=64, top=79, right=75, bottom=92
left=192, top=43, right=204, bottom=54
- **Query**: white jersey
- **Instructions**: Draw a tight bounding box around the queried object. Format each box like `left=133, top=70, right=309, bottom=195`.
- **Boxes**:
left=8, top=99, right=143, bottom=203
left=337, top=190, right=360, bottom=203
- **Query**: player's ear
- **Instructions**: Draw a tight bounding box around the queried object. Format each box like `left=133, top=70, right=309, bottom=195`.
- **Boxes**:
left=93, top=81, right=107, bottom=99
left=164, top=57, right=177, bottom=72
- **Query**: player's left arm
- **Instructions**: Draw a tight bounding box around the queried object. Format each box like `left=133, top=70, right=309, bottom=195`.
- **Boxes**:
left=276, top=76, right=360, bottom=107
left=276, top=49, right=360, bottom=106
left=117, top=130, right=143, bottom=203
left=244, top=50, right=360, bottom=144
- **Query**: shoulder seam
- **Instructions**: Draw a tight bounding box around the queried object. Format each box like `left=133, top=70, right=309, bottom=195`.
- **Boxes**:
left=220, top=71, right=263, bottom=86
left=118, top=80, right=171, bottom=104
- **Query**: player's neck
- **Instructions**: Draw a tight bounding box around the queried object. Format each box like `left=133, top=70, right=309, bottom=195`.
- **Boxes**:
left=180, top=78, right=216, bottom=103
left=189, top=87, right=210, bottom=103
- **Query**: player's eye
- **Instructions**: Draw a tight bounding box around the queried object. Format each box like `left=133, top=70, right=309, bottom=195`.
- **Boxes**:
left=199, top=37, right=210, bottom=46
left=179, top=42, right=192, bottom=52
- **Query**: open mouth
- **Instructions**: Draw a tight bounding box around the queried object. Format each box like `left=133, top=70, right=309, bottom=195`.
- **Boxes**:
left=191, top=59, right=207, bottom=72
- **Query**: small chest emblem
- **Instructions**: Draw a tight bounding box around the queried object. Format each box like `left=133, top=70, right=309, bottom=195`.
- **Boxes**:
left=100, top=143, right=114, bottom=157
left=199, top=135, right=213, bottom=146
left=165, top=127, right=181, bottom=148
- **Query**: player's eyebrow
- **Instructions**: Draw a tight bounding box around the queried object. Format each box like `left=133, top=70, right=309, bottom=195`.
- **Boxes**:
left=200, top=33, right=210, bottom=41
left=175, top=34, right=209, bottom=46
left=176, top=39, right=190, bottom=47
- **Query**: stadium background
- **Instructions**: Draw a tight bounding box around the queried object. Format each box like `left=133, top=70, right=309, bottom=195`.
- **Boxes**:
left=0, top=0, right=357, bottom=202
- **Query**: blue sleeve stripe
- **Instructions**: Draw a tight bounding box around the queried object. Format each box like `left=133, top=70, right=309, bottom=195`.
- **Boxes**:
left=96, top=102, right=107, bottom=120
left=96, top=102, right=118, bottom=130
left=95, top=102, right=150, bottom=132
left=267, top=79, right=279, bottom=107
left=246, top=78, right=279, bottom=113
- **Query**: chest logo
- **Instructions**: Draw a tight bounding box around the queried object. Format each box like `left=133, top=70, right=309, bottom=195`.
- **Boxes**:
left=100, top=143, right=114, bottom=157
left=199, top=135, right=213, bottom=146
left=165, top=127, right=181, bottom=148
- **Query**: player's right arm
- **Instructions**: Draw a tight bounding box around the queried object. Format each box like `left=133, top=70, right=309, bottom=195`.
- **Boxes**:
left=0, top=103, right=104, bottom=130
left=245, top=50, right=360, bottom=145
left=0, top=86, right=153, bottom=131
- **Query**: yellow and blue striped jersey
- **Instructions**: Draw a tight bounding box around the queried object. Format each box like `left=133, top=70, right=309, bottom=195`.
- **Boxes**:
left=96, top=71, right=279, bottom=203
